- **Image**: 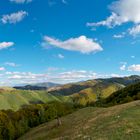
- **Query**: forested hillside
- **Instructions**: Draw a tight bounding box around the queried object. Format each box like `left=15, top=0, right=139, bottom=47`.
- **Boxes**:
left=104, top=82, right=140, bottom=106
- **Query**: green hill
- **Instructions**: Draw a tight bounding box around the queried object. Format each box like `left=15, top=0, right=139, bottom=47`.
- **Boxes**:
left=104, top=82, right=140, bottom=106
left=48, top=76, right=140, bottom=98
left=0, top=82, right=126, bottom=110
left=48, top=75, right=140, bottom=106
left=0, top=89, right=70, bottom=111
left=70, top=82, right=123, bottom=106
left=0, top=75, right=140, bottom=110
left=18, top=100, right=140, bottom=140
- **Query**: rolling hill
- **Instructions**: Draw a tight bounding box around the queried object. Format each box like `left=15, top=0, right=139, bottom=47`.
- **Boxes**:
left=18, top=100, right=140, bottom=140
left=48, top=75, right=140, bottom=106
left=0, top=89, right=70, bottom=111
left=0, top=75, right=140, bottom=110
left=70, top=82, right=123, bottom=106
left=48, top=75, right=140, bottom=96
left=104, top=82, right=140, bottom=106
left=1, top=76, right=140, bottom=140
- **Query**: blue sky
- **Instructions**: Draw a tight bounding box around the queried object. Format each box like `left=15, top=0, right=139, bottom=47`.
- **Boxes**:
left=0, top=0, right=140, bottom=86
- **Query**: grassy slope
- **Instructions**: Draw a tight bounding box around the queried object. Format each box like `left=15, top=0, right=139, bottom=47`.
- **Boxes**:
left=19, top=100, right=140, bottom=140
left=0, top=82, right=123, bottom=110
left=70, top=83, right=123, bottom=106
left=0, top=89, right=70, bottom=111
left=0, top=76, right=139, bottom=111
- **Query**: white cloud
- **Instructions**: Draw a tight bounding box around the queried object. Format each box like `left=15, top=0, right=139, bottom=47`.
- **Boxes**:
left=10, top=0, right=32, bottom=4
left=5, top=62, right=18, bottom=67
left=1, top=70, right=97, bottom=85
left=0, top=42, right=14, bottom=50
left=0, top=69, right=128, bottom=86
left=49, top=70, right=98, bottom=83
left=1, top=11, right=28, bottom=24
left=113, top=34, right=124, bottom=39
left=120, top=64, right=126, bottom=71
left=0, top=67, right=5, bottom=71
left=129, top=25, right=140, bottom=36
left=8, top=72, right=45, bottom=81
left=58, top=54, right=64, bottom=59
left=87, top=0, right=140, bottom=30
left=87, top=12, right=125, bottom=28
left=128, top=64, right=140, bottom=72
left=42, top=35, right=103, bottom=54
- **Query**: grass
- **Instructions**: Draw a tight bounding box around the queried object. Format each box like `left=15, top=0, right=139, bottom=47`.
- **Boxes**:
left=18, top=100, right=140, bottom=140
left=0, top=89, right=70, bottom=111
left=0, top=83, right=122, bottom=110
left=69, top=83, right=123, bottom=106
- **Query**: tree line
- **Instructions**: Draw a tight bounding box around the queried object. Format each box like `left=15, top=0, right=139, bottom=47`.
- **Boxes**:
left=0, top=101, right=75, bottom=140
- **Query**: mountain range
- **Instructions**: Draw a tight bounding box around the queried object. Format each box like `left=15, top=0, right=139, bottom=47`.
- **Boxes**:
left=0, top=75, right=140, bottom=110
left=14, top=82, right=60, bottom=90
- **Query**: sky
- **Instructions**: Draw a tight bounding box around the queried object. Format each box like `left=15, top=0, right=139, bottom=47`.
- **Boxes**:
left=0, top=0, right=140, bottom=86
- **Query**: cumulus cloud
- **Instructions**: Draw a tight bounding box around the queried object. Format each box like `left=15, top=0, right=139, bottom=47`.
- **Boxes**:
left=87, top=0, right=140, bottom=28
left=87, top=0, right=140, bottom=36
left=1, top=11, right=28, bottom=24
left=0, top=42, right=14, bottom=50
left=87, top=12, right=125, bottom=28
left=42, top=35, right=103, bottom=54
left=128, top=64, right=140, bottom=72
left=10, top=0, right=32, bottom=4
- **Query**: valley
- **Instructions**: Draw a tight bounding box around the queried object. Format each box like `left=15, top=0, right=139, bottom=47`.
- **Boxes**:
left=0, top=75, right=140, bottom=140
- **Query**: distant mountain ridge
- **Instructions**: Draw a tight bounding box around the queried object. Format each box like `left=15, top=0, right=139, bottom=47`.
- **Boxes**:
left=48, top=75, right=140, bottom=96
left=31, top=82, right=60, bottom=87
left=14, top=82, right=60, bottom=90
left=0, top=75, right=139, bottom=110
left=47, top=75, right=140, bottom=106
